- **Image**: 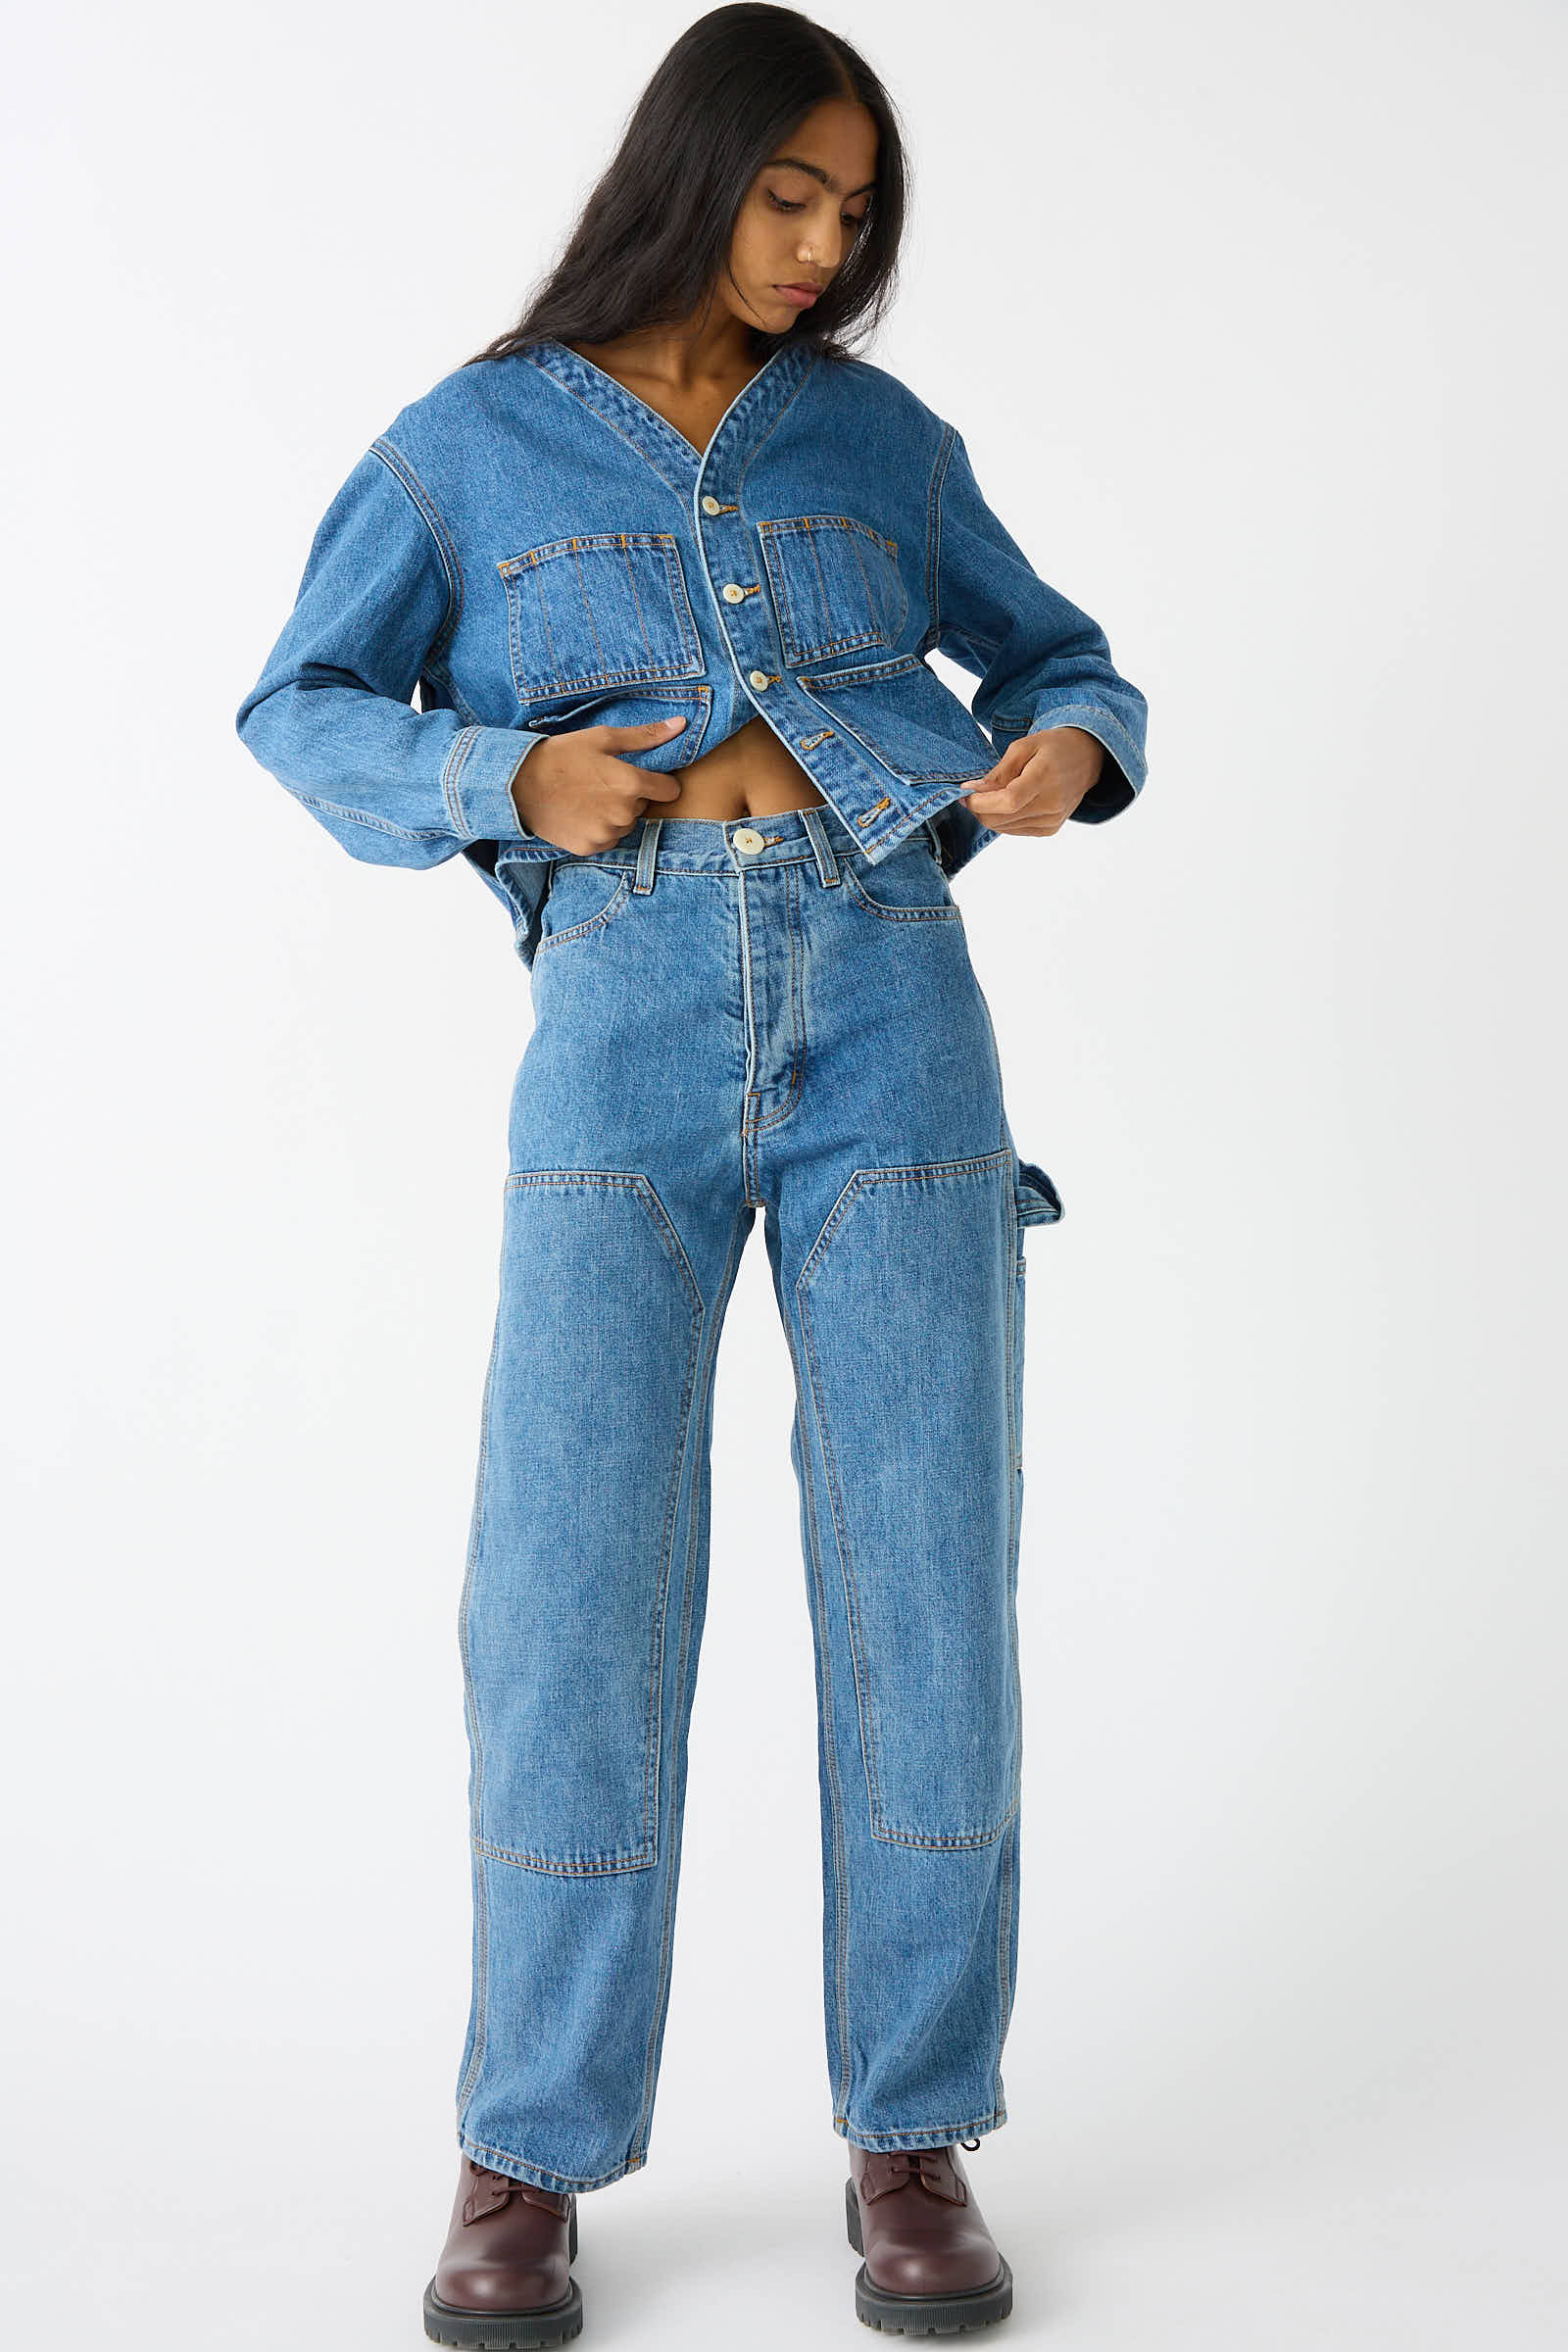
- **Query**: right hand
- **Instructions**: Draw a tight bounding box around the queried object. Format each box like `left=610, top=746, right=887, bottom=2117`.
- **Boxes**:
left=509, top=715, right=690, bottom=855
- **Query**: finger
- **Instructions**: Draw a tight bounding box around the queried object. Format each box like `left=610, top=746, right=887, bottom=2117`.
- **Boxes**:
left=971, top=740, right=1053, bottom=805
left=962, top=775, right=1026, bottom=815
left=596, top=714, right=688, bottom=746
left=960, top=745, right=1029, bottom=798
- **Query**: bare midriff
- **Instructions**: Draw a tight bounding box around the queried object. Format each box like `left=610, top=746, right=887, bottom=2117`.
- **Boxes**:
left=657, top=713, right=828, bottom=823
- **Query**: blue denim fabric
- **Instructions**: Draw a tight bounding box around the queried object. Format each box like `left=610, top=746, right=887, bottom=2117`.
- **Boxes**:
left=234, top=336, right=1149, bottom=965
left=453, top=804, right=1061, bottom=2191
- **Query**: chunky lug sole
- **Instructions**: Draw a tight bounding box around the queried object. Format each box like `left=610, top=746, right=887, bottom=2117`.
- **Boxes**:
left=845, top=2176, right=1013, bottom=2334
left=422, top=2202, right=582, bottom=2348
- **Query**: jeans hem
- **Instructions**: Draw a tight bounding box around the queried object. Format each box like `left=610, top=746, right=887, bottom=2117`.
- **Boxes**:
left=458, top=2132, right=646, bottom=2193
left=833, top=2107, right=1006, bottom=2150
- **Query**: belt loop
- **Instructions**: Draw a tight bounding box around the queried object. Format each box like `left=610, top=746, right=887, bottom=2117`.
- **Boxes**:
left=801, top=804, right=841, bottom=889
left=633, top=815, right=662, bottom=893
left=922, top=814, right=944, bottom=862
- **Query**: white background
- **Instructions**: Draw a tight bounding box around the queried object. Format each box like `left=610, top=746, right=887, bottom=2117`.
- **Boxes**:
left=4, top=0, right=1564, bottom=2343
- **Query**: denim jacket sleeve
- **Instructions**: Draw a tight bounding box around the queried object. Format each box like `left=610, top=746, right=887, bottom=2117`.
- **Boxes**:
left=931, top=427, right=1149, bottom=823
left=234, top=441, right=549, bottom=867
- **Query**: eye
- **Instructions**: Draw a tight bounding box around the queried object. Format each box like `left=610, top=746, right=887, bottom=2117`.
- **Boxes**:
left=766, top=190, right=869, bottom=233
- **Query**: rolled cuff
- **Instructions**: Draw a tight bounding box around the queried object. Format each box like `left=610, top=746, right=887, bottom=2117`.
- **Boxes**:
left=446, top=725, right=555, bottom=852
left=1025, top=703, right=1147, bottom=824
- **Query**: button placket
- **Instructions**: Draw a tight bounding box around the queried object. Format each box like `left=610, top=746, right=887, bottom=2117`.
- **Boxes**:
left=693, top=410, right=907, bottom=852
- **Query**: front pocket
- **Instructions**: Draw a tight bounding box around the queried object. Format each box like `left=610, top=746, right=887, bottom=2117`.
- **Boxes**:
left=796, top=1148, right=1021, bottom=1848
left=758, top=514, right=907, bottom=665
left=797, top=652, right=998, bottom=785
left=498, top=532, right=705, bottom=700
left=841, top=841, right=963, bottom=921
left=463, top=1171, right=704, bottom=1875
left=532, top=860, right=634, bottom=957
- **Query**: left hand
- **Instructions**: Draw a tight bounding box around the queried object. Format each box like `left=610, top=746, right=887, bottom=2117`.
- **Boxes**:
left=957, top=724, right=1106, bottom=837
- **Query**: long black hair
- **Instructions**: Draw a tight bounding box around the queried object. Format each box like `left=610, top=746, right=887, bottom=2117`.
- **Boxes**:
left=461, top=4, right=907, bottom=370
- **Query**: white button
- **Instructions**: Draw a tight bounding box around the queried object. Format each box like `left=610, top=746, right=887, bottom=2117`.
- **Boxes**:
left=748, top=668, right=770, bottom=689
left=721, top=582, right=746, bottom=603
left=732, top=827, right=765, bottom=855
left=701, top=495, right=721, bottom=514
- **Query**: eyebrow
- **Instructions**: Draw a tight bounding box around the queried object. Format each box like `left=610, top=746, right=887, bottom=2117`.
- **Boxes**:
left=765, top=154, right=876, bottom=198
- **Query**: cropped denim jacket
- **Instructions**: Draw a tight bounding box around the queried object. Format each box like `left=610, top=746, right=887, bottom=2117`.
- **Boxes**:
left=235, top=335, right=1150, bottom=965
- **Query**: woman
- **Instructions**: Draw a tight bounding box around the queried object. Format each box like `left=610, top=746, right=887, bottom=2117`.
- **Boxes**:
left=236, top=6, right=1148, bottom=2341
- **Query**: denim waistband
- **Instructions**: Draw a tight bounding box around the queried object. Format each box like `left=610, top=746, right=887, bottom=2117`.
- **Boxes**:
left=562, top=803, right=944, bottom=885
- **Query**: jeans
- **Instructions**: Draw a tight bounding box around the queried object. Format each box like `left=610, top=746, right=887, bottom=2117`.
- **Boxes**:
left=453, top=803, right=1049, bottom=2192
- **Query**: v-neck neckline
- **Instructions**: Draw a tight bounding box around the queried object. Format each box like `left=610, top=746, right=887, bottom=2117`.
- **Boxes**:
left=533, top=335, right=806, bottom=471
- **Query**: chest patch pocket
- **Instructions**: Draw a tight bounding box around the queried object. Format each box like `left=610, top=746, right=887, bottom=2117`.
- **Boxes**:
left=498, top=532, right=705, bottom=702
left=758, top=514, right=907, bottom=667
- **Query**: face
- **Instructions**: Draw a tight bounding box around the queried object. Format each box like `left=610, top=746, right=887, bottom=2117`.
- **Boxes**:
left=725, top=95, right=879, bottom=330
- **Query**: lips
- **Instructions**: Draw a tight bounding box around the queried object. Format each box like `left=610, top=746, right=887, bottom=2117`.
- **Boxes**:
left=775, top=283, right=821, bottom=306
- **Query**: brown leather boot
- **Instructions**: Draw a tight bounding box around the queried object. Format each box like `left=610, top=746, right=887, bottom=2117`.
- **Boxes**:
left=845, top=2138, right=1012, bottom=2332
left=422, top=2156, right=583, bottom=2347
